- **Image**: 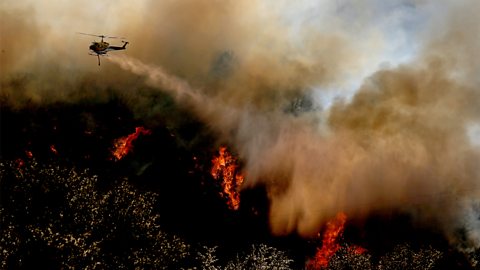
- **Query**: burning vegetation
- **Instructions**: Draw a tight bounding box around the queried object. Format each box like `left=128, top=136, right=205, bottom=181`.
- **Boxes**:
left=0, top=101, right=478, bottom=269
left=307, top=212, right=348, bottom=269
left=111, top=127, right=152, bottom=161
left=210, top=146, right=244, bottom=210
left=306, top=212, right=369, bottom=270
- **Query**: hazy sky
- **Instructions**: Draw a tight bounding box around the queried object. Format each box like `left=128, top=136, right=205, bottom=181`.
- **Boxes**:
left=1, top=0, right=427, bottom=88
left=0, top=0, right=445, bottom=109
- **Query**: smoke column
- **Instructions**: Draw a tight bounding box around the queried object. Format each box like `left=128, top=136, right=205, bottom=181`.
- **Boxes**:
left=108, top=55, right=205, bottom=106
left=108, top=48, right=480, bottom=247
left=3, top=0, right=480, bottom=248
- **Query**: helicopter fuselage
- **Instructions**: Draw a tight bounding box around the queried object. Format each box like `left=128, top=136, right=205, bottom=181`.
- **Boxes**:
left=87, top=40, right=128, bottom=65
left=89, top=41, right=127, bottom=55
left=89, top=41, right=109, bottom=53
left=78, top=33, right=128, bottom=65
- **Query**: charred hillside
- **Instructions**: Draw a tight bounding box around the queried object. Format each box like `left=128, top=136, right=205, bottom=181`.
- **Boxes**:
left=1, top=99, right=478, bottom=269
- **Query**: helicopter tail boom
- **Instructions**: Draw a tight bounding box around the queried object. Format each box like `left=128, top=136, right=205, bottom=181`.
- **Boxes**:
left=106, top=41, right=129, bottom=51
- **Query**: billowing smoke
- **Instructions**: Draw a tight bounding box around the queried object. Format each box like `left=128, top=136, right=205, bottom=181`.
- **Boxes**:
left=2, top=0, right=480, bottom=248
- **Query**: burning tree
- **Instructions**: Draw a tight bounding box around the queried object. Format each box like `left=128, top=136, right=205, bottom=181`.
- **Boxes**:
left=306, top=212, right=348, bottom=270
left=111, top=127, right=152, bottom=161
left=211, top=146, right=244, bottom=210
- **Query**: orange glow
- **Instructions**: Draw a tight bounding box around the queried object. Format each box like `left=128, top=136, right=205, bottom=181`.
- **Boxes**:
left=211, top=146, right=244, bottom=210
left=17, top=150, right=33, bottom=169
left=50, top=145, right=58, bottom=155
left=16, top=158, right=25, bottom=169
left=111, top=127, right=151, bottom=161
left=307, top=212, right=347, bottom=270
left=349, top=245, right=367, bottom=255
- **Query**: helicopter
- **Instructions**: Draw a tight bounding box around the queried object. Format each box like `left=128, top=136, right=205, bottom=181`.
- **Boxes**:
left=77, top=32, right=129, bottom=66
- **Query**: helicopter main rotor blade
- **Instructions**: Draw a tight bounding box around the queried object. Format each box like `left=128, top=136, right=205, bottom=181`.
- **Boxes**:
left=77, top=32, right=102, bottom=37
left=77, top=32, right=126, bottom=39
left=105, top=36, right=127, bottom=39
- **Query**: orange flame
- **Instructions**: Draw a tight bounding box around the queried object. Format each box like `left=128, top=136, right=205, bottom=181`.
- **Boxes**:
left=211, top=146, right=244, bottom=210
left=16, top=158, right=25, bottom=169
left=111, top=127, right=151, bottom=161
left=349, top=245, right=367, bottom=255
left=50, top=145, right=58, bottom=155
left=16, top=150, right=33, bottom=171
left=307, top=212, right=347, bottom=270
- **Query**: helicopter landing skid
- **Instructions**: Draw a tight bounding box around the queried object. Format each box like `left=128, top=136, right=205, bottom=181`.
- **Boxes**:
left=88, top=53, right=107, bottom=66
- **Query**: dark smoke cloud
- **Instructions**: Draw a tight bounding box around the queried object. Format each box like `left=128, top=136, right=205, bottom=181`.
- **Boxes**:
left=2, top=0, right=480, bottom=248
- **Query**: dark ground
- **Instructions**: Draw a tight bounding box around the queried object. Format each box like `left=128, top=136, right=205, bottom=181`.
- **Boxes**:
left=0, top=97, right=476, bottom=269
